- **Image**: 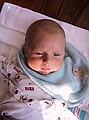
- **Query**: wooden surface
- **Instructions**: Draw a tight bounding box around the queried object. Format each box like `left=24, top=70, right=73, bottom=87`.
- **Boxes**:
left=0, top=0, right=89, bottom=30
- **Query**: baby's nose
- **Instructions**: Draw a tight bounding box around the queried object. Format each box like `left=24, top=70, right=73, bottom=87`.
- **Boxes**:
left=43, top=54, right=53, bottom=63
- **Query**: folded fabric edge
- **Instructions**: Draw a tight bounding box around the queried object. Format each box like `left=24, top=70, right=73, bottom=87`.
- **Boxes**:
left=0, top=2, right=88, bottom=34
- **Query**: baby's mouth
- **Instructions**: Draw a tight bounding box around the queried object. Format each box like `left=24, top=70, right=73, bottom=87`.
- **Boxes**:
left=40, top=67, right=51, bottom=74
left=41, top=67, right=51, bottom=71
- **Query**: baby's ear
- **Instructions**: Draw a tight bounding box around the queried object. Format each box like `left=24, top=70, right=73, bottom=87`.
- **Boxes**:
left=22, top=43, right=26, bottom=57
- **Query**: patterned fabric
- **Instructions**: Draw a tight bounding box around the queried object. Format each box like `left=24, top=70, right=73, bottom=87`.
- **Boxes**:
left=68, top=106, right=86, bottom=120
left=0, top=52, right=78, bottom=120
left=18, top=42, right=89, bottom=107
left=1, top=42, right=89, bottom=119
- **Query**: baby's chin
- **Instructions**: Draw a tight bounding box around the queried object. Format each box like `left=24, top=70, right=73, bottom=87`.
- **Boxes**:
left=38, top=70, right=56, bottom=75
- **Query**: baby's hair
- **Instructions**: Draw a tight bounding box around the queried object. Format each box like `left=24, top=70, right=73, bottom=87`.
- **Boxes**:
left=27, top=19, right=65, bottom=34
left=25, top=19, right=65, bottom=43
left=26, top=19, right=65, bottom=38
left=24, top=19, right=65, bottom=57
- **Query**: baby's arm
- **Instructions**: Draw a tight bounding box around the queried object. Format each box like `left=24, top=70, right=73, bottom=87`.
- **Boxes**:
left=0, top=94, right=44, bottom=120
left=0, top=94, right=78, bottom=120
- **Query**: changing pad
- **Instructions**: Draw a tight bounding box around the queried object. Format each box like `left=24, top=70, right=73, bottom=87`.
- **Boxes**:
left=0, top=2, right=89, bottom=104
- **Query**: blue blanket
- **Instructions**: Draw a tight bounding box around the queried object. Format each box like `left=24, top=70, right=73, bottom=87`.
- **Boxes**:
left=18, top=42, right=89, bottom=107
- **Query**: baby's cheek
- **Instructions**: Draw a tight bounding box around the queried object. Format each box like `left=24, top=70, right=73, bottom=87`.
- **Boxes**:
left=27, top=58, right=42, bottom=70
left=55, top=59, right=63, bottom=69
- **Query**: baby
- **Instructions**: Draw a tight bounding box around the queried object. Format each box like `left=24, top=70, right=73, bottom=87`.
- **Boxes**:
left=24, top=19, right=65, bottom=75
left=0, top=19, right=89, bottom=120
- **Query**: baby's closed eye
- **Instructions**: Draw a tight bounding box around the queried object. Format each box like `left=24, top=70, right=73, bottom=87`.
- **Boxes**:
left=53, top=53, right=60, bottom=56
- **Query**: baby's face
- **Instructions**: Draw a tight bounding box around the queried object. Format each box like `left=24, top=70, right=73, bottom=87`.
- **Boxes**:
left=26, top=32, right=65, bottom=75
